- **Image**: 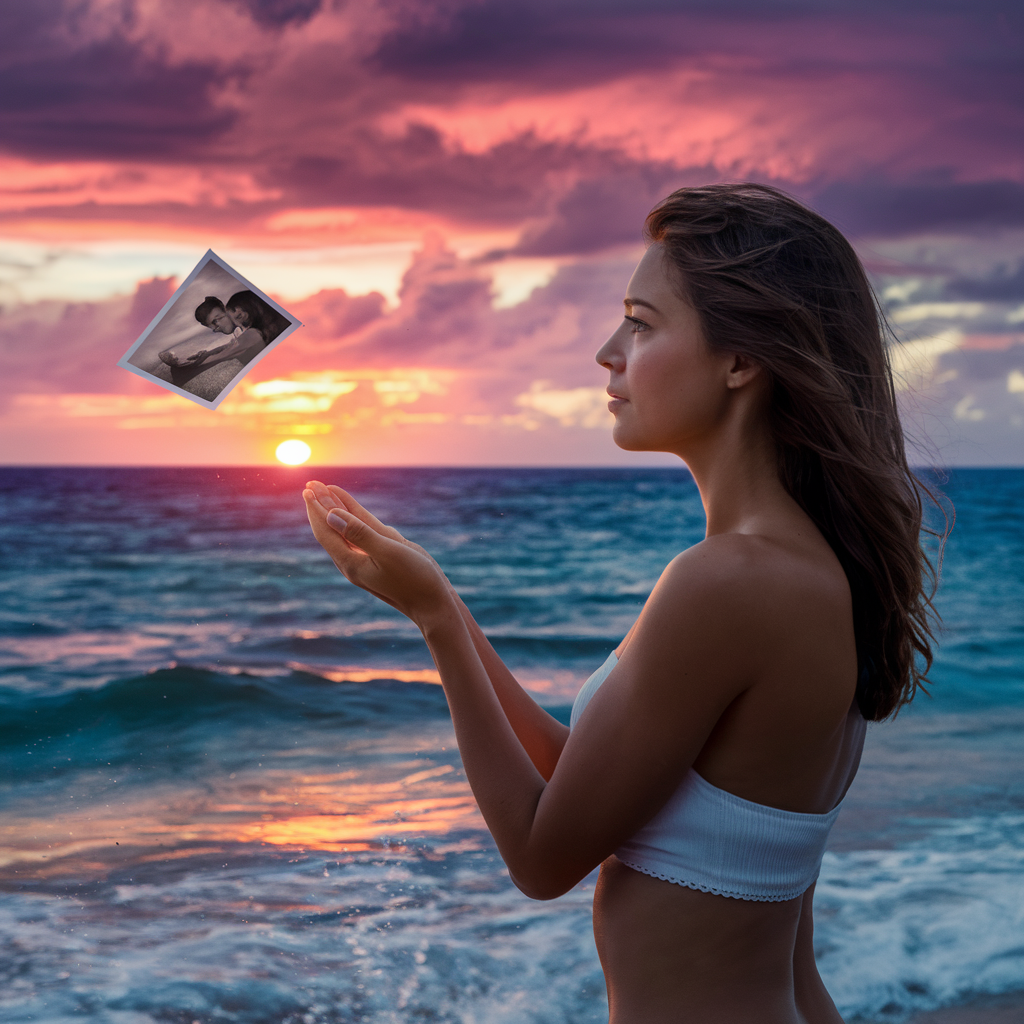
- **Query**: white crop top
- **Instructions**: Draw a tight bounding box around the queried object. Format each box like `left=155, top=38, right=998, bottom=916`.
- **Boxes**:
left=570, top=650, right=866, bottom=902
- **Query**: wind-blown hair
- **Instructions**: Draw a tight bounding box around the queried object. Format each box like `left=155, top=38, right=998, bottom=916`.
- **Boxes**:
left=226, top=290, right=289, bottom=344
left=646, top=183, right=948, bottom=720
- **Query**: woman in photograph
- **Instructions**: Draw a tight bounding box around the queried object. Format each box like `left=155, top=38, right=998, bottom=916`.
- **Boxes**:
left=301, top=183, right=942, bottom=1023
left=226, top=289, right=290, bottom=345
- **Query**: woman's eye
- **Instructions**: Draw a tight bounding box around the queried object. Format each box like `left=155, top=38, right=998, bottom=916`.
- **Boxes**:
left=625, top=316, right=649, bottom=333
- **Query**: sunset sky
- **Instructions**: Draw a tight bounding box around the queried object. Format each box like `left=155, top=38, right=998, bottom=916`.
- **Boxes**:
left=1, top=0, right=1022, bottom=466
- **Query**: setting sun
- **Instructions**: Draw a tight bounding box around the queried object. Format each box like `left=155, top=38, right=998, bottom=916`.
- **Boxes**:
left=275, top=439, right=312, bottom=465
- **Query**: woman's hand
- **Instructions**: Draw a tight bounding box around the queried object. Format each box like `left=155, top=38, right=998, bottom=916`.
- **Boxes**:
left=303, top=480, right=455, bottom=630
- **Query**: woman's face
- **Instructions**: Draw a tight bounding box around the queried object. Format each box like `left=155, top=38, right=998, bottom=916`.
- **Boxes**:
left=228, top=306, right=250, bottom=328
left=595, top=243, right=742, bottom=456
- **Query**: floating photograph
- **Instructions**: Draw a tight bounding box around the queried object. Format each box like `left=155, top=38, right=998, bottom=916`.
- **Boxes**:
left=117, top=251, right=301, bottom=409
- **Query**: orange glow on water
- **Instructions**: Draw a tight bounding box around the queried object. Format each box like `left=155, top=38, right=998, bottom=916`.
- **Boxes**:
left=241, top=796, right=482, bottom=851
left=0, top=761, right=484, bottom=875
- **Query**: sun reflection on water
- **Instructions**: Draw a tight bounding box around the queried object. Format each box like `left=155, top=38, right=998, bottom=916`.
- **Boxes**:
left=0, top=759, right=483, bottom=876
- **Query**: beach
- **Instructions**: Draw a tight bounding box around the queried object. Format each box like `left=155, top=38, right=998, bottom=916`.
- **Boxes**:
left=1, top=466, right=1020, bottom=1023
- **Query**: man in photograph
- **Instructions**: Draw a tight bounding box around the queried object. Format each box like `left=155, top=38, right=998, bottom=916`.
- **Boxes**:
left=158, top=296, right=266, bottom=371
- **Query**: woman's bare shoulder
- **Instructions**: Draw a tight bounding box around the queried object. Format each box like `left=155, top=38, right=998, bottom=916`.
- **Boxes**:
left=635, top=531, right=851, bottom=679
left=664, top=531, right=849, bottom=613
left=620, top=537, right=782, bottom=687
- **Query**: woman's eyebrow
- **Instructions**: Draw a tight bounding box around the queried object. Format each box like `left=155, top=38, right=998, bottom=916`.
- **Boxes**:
left=624, top=297, right=659, bottom=314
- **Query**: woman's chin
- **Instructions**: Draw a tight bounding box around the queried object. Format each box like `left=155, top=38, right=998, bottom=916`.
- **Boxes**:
left=611, top=426, right=651, bottom=453
left=611, top=426, right=681, bottom=457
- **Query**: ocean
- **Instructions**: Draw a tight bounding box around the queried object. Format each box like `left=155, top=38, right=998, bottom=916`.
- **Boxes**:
left=0, top=466, right=1021, bottom=1023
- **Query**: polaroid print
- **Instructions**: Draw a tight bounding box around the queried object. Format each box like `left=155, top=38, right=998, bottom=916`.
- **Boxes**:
left=117, top=251, right=302, bottom=409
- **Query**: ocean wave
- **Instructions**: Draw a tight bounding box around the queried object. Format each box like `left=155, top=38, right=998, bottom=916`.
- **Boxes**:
left=3, top=813, right=1020, bottom=1023
left=0, top=666, right=457, bottom=778
left=818, top=812, right=1024, bottom=1018
left=252, top=633, right=620, bottom=663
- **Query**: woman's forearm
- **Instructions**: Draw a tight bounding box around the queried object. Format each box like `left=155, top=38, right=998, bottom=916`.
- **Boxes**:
left=301, top=485, right=572, bottom=897
left=421, top=603, right=550, bottom=885
left=448, top=590, right=569, bottom=780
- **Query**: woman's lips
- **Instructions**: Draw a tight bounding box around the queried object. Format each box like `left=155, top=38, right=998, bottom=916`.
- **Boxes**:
left=607, top=389, right=627, bottom=411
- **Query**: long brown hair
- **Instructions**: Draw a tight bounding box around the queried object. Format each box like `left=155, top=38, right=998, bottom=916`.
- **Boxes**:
left=646, top=182, right=948, bottom=720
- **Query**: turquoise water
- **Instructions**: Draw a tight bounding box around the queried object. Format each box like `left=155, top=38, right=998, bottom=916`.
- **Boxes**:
left=0, top=466, right=1020, bottom=1022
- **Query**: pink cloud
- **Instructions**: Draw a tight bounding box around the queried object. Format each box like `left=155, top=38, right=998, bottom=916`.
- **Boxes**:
left=3, top=238, right=1024, bottom=464
left=1, top=0, right=1022, bottom=463
left=0, top=0, right=1019, bottom=252
left=0, top=277, right=176, bottom=402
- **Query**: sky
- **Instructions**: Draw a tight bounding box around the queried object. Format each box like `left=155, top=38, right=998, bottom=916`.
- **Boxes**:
left=0, top=0, right=1022, bottom=466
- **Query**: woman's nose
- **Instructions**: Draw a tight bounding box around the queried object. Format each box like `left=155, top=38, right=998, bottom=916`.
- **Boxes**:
left=595, top=332, right=623, bottom=371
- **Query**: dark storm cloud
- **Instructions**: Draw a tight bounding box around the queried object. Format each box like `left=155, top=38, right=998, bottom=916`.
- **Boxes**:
left=0, top=0, right=1020, bottom=252
left=514, top=172, right=1024, bottom=256
left=268, top=128, right=612, bottom=223
left=512, top=165, right=697, bottom=256
left=371, top=0, right=1024, bottom=85
left=237, top=0, right=323, bottom=28
left=285, top=0, right=1024, bottom=246
left=811, top=180, right=1024, bottom=239
left=0, top=3, right=235, bottom=159
left=370, top=2, right=683, bottom=88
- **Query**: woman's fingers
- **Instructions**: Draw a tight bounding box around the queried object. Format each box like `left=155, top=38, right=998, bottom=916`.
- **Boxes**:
left=302, top=488, right=370, bottom=570
left=303, top=486, right=451, bottom=627
left=307, top=480, right=343, bottom=509
left=325, top=484, right=405, bottom=540
left=325, top=507, right=389, bottom=556
left=306, top=481, right=406, bottom=543
left=306, top=481, right=360, bottom=544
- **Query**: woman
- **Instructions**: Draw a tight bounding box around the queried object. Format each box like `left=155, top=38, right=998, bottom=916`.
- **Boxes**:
left=302, top=183, right=943, bottom=1022
left=226, top=289, right=289, bottom=345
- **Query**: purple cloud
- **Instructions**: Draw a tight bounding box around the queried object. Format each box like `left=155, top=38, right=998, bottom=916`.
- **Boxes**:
left=0, top=0, right=1019, bottom=250
left=946, top=263, right=1024, bottom=301
left=812, top=180, right=1024, bottom=239
left=0, top=3, right=235, bottom=159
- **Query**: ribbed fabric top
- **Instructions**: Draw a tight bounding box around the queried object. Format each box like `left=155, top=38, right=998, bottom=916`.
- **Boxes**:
left=570, top=650, right=866, bottom=902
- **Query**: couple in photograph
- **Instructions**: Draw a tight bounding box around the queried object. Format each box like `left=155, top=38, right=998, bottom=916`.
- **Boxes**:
left=159, top=290, right=289, bottom=372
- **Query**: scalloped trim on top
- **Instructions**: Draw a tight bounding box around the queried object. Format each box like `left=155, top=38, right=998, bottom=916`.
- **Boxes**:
left=616, top=858, right=808, bottom=903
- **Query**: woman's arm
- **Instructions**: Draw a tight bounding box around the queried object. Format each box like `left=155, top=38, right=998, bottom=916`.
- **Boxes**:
left=449, top=589, right=569, bottom=780
left=304, top=484, right=754, bottom=900
left=307, top=482, right=569, bottom=778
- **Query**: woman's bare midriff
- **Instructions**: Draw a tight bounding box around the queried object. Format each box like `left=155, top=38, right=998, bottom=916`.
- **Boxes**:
left=593, top=857, right=844, bottom=1024
left=594, top=539, right=856, bottom=1021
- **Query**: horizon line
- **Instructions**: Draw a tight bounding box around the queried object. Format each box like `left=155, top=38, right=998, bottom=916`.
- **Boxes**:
left=1, top=463, right=1020, bottom=472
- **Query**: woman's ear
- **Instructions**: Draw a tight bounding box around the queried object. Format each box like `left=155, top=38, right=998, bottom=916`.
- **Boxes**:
left=725, top=353, right=762, bottom=390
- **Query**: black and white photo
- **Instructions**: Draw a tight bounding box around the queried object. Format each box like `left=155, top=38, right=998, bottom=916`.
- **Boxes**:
left=117, top=251, right=301, bottom=409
